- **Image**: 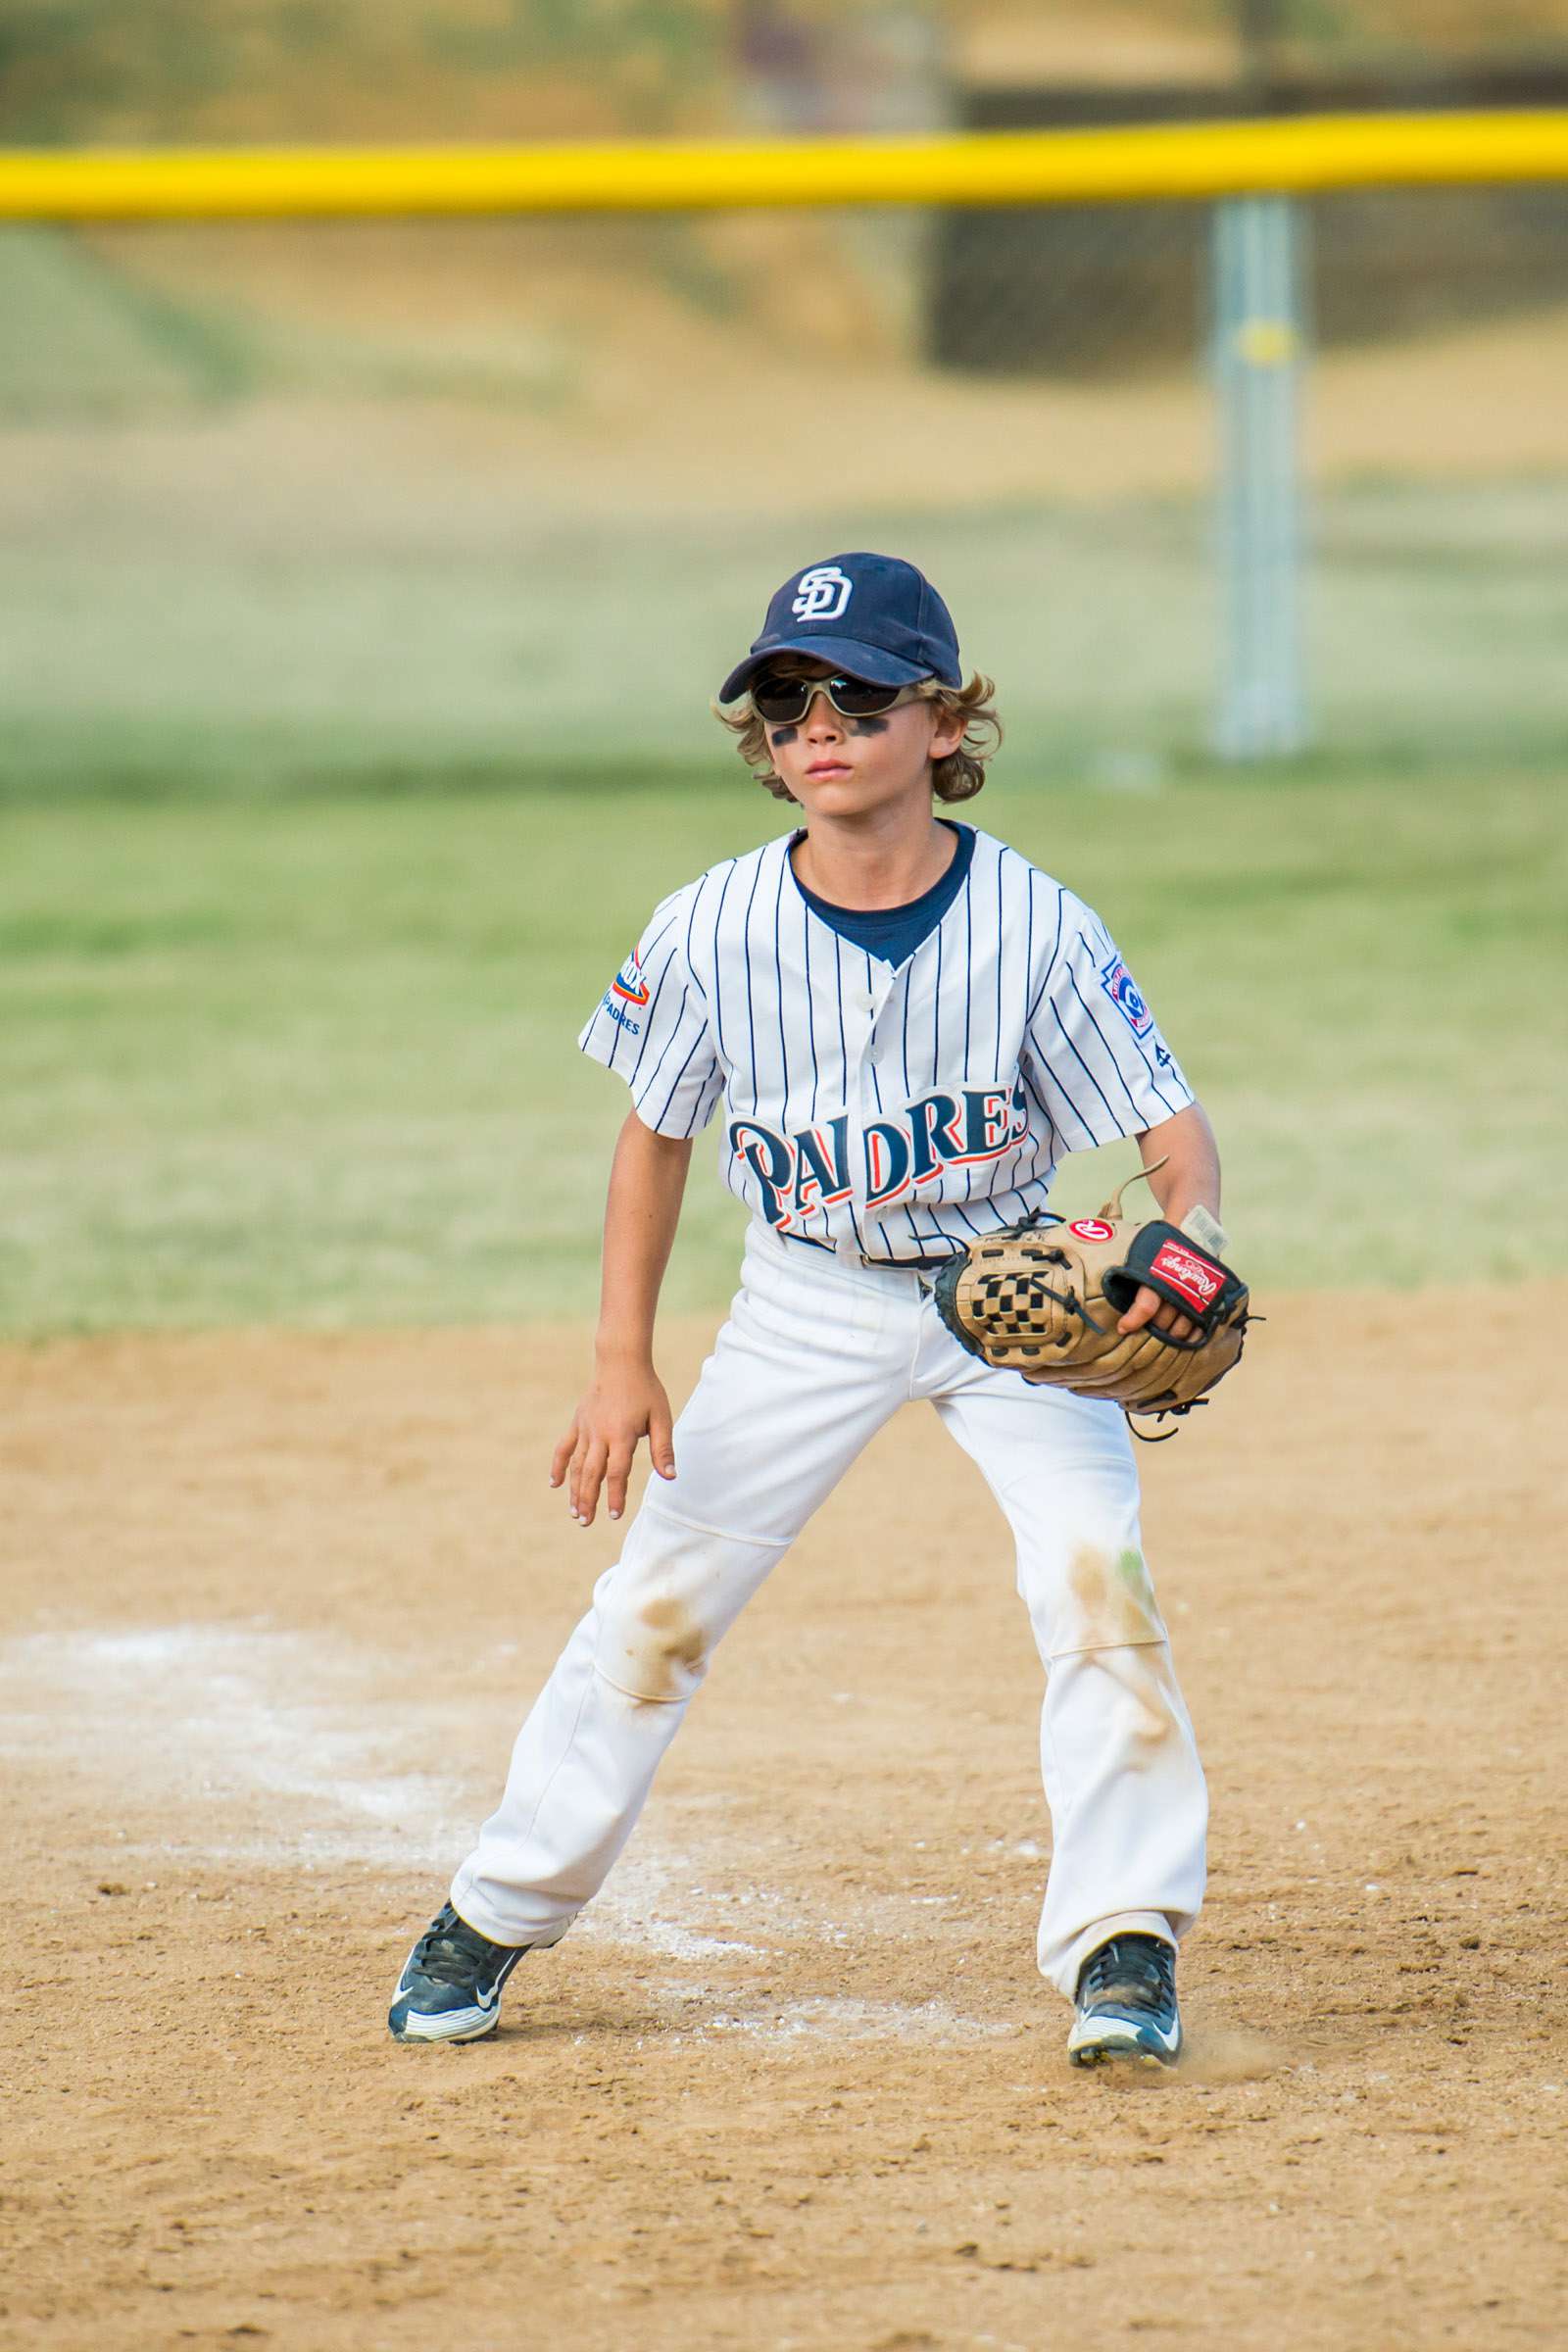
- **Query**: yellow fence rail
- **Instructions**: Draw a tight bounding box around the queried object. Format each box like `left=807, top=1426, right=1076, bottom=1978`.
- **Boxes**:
left=2, top=110, right=1568, bottom=221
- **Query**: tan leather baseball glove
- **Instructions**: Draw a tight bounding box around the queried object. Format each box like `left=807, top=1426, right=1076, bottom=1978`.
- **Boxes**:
left=931, top=1163, right=1251, bottom=1435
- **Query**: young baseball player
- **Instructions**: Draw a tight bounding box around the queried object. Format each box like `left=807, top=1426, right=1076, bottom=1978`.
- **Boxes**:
left=390, top=552, right=1221, bottom=2067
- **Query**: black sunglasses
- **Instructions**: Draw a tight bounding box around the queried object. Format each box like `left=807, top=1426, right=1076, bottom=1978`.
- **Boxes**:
left=749, top=671, right=922, bottom=724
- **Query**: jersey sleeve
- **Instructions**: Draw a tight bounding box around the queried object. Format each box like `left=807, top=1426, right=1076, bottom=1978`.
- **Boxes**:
left=578, top=889, right=725, bottom=1139
left=1021, top=893, right=1195, bottom=1148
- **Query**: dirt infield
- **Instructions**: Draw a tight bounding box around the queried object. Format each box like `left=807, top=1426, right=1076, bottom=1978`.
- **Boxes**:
left=4, top=1291, right=1564, bottom=2349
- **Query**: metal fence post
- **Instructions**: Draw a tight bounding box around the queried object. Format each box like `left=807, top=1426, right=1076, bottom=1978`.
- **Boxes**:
left=1213, top=193, right=1309, bottom=758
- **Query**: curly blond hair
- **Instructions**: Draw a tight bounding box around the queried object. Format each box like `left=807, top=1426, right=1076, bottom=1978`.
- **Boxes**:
left=712, top=663, right=1003, bottom=805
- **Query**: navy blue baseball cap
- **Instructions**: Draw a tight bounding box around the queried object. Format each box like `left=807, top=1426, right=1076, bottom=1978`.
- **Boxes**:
left=718, top=552, right=962, bottom=704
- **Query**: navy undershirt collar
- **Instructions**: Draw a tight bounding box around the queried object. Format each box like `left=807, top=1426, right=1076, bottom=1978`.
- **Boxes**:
left=790, top=822, right=976, bottom=968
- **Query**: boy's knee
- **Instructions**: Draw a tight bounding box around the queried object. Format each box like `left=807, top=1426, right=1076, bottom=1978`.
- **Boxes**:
left=1031, top=1538, right=1167, bottom=1658
left=591, top=1504, right=787, bottom=1700
left=594, top=1587, right=715, bottom=1704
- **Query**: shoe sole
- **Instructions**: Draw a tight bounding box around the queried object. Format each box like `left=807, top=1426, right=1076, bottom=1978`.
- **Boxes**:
left=1069, top=2037, right=1179, bottom=2071
left=1067, top=2019, right=1182, bottom=2070
left=388, top=2003, right=501, bottom=2045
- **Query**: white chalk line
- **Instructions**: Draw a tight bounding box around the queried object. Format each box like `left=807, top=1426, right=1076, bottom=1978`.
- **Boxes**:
left=0, top=1622, right=470, bottom=1868
left=691, top=1995, right=1015, bottom=2046
left=0, top=1621, right=1021, bottom=2046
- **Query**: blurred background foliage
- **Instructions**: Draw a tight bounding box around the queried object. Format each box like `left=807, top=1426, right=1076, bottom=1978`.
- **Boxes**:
left=5, top=2, right=1568, bottom=147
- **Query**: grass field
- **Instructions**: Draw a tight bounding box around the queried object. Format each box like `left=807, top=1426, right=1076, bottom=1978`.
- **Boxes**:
left=7, top=467, right=1568, bottom=798
left=2, top=762, right=1561, bottom=1337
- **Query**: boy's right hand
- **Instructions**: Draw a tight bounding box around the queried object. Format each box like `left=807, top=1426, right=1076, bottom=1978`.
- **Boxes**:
left=549, top=1358, right=677, bottom=1527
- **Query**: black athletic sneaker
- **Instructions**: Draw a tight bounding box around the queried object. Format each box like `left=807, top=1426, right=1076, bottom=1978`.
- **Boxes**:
left=388, top=1903, right=531, bottom=2044
left=1067, top=1933, right=1182, bottom=2069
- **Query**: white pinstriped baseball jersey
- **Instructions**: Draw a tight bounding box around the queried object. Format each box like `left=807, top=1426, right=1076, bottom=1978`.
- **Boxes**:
left=579, top=824, right=1193, bottom=1267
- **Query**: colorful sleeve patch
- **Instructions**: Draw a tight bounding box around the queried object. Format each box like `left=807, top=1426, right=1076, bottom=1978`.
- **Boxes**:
left=610, top=951, right=651, bottom=1008
left=1099, top=955, right=1153, bottom=1039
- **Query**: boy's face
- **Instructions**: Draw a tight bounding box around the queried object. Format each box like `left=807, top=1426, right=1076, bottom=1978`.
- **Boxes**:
left=759, top=659, right=965, bottom=822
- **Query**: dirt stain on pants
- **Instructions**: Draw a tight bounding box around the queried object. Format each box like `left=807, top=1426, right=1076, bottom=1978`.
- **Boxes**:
left=605, top=1592, right=709, bottom=1704
left=1065, top=1543, right=1166, bottom=1650
left=1063, top=1543, right=1177, bottom=1755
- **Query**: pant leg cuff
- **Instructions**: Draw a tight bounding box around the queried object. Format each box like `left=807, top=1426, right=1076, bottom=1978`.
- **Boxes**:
left=1048, top=1909, right=1178, bottom=2001
left=448, top=1870, right=575, bottom=1951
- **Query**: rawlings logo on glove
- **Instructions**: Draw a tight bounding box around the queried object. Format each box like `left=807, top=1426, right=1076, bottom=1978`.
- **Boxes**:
left=1145, top=1238, right=1225, bottom=1313
left=931, top=1161, right=1252, bottom=1435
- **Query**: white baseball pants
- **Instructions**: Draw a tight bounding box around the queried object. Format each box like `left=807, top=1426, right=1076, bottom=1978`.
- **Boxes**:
left=452, top=1221, right=1207, bottom=1999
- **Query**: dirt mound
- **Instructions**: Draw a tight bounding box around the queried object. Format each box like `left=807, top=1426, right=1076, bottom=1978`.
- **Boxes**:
left=4, top=1288, right=1564, bottom=2347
